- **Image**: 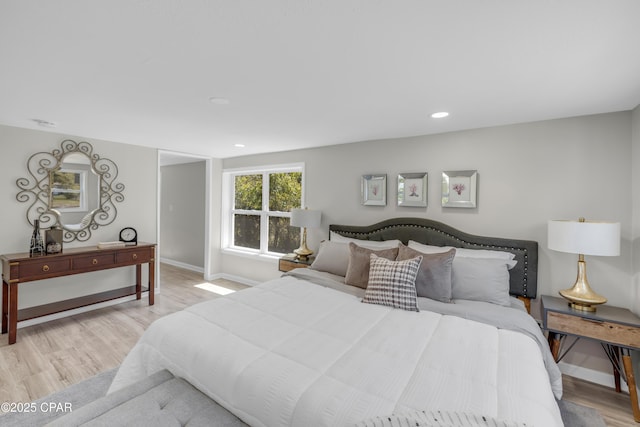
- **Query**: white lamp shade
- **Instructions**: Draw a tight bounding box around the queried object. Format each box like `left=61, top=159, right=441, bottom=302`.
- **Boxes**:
left=548, top=219, right=620, bottom=256
left=290, top=209, right=321, bottom=228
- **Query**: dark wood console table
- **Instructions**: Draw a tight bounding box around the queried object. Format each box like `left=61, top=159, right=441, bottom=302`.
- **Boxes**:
left=1, top=242, right=155, bottom=345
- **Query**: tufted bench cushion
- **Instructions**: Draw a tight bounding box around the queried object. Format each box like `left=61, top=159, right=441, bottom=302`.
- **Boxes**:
left=46, top=369, right=248, bottom=427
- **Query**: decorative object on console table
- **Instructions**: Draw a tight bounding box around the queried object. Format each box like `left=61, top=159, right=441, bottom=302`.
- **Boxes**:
left=548, top=217, right=620, bottom=312
left=441, top=170, right=477, bottom=208
left=278, top=254, right=314, bottom=272
left=29, top=219, right=45, bottom=257
left=290, top=208, right=321, bottom=260
left=45, top=226, right=63, bottom=254
left=397, top=172, right=427, bottom=207
left=361, top=174, right=387, bottom=206
left=119, top=227, right=138, bottom=245
left=541, top=294, right=640, bottom=422
left=98, top=241, right=126, bottom=249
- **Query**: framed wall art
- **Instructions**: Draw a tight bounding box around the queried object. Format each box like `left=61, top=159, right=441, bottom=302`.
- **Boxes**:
left=441, top=170, right=477, bottom=208
left=397, top=173, right=427, bottom=207
left=361, top=174, right=387, bottom=206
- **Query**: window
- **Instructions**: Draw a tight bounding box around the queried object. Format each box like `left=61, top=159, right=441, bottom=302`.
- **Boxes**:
left=223, top=164, right=303, bottom=256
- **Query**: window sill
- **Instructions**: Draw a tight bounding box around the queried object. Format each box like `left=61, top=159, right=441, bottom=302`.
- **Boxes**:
left=221, top=248, right=281, bottom=263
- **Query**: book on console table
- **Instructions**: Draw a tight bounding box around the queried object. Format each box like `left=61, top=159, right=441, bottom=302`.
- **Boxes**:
left=97, top=241, right=126, bottom=249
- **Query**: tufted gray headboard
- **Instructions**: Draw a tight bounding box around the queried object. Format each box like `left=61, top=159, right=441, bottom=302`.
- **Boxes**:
left=329, top=217, right=538, bottom=300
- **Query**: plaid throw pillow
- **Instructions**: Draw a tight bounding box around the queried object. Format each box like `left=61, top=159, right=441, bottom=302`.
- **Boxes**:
left=362, top=254, right=422, bottom=312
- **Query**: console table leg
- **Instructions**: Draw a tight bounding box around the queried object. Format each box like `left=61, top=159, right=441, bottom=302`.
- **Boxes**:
left=149, top=260, right=155, bottom=306
left=622, top=348, right=640, bottom=422
left=8, top=282, right=17, bottom=344
left=135, top=265, right=142, bottom=300
left=2, top=279, right=8, bottom=334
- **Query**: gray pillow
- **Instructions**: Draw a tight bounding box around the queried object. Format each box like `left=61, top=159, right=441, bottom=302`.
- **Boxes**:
left=451, top=257, right=517, bottom=306
left=310, top=240, right=350, bottom=276
left=396, top=244, right=455, bottom=303
left=345, top=243, right=399, bottom=289
left=362, top=254, right=422, bottom=312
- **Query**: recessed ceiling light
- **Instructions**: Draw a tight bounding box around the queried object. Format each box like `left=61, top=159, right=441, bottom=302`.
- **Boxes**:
left=431, top=112, right=449, bottom=119
left=32, top=118, right=57, bottom=127
left=209, top=97, right=230, bottom=105
left=234, top=144, right=245, bottom=148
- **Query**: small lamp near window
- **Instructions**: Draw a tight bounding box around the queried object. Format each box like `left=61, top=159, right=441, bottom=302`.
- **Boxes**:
left=548, top=217, right=620, bottom=312
left=290, top=208, right=321, bottom=260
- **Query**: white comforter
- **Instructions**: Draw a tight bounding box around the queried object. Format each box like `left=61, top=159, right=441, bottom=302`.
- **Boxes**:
left=110, top=276, right=563, bottom=427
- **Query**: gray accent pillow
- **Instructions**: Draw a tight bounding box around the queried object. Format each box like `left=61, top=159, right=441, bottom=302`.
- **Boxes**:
left=345, top=243, right=399, bottom=289
left=362, top=254, right=422, bottom=312
left=310, top=240, right=350, bottom=276
left=396, top=244, right=455, bottom=303
left=451, top=257, right=517, bottom=306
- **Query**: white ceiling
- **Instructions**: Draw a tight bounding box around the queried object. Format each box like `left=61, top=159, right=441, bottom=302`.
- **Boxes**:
left=1, top=1, right=639, bottom=159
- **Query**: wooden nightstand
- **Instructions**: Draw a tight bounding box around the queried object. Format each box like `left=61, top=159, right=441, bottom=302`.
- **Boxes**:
left=278, top=255, right=314, bottom=272
left=541, top=294, right=640, bottom=422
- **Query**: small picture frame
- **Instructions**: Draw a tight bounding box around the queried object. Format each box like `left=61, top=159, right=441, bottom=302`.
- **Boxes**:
left=397, top=173, right=427, bottom=207
left=361, top=174, right=387, bottom=206
left=442, top=170, right=478, bottom=208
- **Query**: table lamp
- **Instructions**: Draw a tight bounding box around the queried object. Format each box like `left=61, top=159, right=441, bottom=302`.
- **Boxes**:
left=290, top=207, right=321, bottom=260
left=547, top=217, right=620, bottom=312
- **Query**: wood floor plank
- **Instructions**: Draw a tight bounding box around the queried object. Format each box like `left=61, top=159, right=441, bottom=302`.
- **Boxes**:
left=0, top=263, right=635, bottom=425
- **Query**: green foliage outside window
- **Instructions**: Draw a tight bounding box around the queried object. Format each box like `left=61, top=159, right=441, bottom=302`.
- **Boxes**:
left=233, top=171, right=302, bottom=253
left=51, top=171, right=81, bottom=208
left=234, top=174, right=262, bottom=210
left=269, top=172, right=301, bottom=211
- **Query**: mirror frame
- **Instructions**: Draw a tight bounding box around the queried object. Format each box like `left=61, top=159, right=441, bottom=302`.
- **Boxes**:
left=16, top=140, right=125, bottom=242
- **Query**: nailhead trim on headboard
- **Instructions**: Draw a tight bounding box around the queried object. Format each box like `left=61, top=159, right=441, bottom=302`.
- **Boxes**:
left=329, top=218, right=538, bottom=299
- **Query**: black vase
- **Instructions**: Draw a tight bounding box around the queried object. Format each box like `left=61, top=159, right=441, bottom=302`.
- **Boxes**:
left=29, top=219, right=45, bottom=257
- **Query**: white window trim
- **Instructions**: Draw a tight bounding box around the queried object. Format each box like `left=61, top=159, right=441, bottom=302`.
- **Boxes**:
left=222, top=163, right=305, bottom=258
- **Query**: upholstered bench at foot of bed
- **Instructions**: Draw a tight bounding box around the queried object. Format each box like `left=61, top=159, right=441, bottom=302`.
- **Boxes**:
left=46, top=369, right=248, bottom=427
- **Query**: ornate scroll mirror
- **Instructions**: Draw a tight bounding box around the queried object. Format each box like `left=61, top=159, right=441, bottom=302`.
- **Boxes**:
left=16, top=140, right=125, bottom=242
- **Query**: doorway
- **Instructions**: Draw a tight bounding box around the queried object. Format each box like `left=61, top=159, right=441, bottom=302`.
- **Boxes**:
left=157, top=151, right=212, bottom=285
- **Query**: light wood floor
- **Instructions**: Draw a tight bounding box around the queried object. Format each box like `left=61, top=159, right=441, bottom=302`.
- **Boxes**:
left=0, top=264, right=635, bottom=426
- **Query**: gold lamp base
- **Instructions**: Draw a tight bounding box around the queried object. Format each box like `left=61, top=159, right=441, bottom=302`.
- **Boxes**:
left=559, top=256, right=606, bottom=312
left=293, top=227, right=313, bottom=261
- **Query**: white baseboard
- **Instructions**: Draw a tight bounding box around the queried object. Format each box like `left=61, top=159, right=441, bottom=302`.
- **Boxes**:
left=559, top=361, right=628, bottom=392
left=205, top=272, right=260, bottom=287
left=160, top=257, right=204, bottom=274
left=158, top=258, right=259, bottom=287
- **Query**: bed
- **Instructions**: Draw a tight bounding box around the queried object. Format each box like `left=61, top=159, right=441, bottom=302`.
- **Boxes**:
left=110, top=217, right=563, bottom=426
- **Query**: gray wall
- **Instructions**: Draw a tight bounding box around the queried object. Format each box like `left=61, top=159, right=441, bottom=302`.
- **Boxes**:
left=160, top=161, right=206, bottom=269
left=0, top=124, right=157, bottom=308
left=633, top=105, right=640, bottom=308
left=220, top=111, right=634, bottom=382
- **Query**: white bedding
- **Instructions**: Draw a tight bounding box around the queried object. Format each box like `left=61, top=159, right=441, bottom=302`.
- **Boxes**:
left=110, top=275, right=563, bottom=427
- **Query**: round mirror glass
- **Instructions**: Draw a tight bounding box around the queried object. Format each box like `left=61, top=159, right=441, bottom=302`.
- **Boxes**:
left=50, top=152, right=101, bottom=231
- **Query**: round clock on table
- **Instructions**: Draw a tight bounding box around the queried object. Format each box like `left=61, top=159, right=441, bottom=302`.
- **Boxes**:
left=119, top=227, right=138, bottom=245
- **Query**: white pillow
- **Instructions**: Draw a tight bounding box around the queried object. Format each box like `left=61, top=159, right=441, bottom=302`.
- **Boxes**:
left=310, top=240, right=350, bottom=276
left=330, top=231, right=402, bottom=249
left=451, top=257, right=517, bottom=306
left=408, top=240, right=515, bottom=260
